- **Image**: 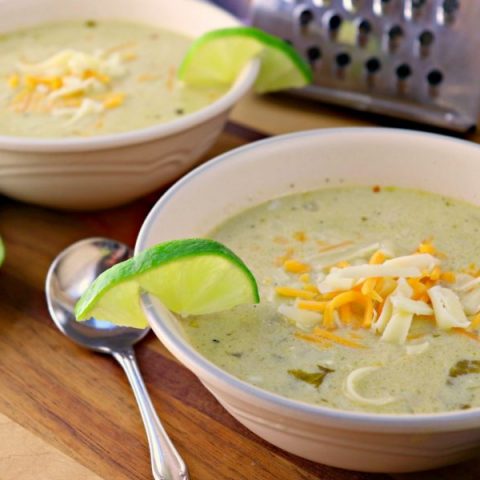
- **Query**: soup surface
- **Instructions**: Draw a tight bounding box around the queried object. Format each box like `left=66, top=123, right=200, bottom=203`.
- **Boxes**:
left=183, top=186, right=480, bottom=414
left=0, top=20, right=226, bottom=137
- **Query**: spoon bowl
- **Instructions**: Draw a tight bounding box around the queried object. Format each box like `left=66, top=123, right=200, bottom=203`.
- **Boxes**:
left=45, top=236, right=189, bottom=480
left=46, top=237, right=148, bottom=353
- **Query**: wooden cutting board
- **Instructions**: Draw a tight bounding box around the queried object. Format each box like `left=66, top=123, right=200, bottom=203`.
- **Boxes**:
left=1, top=91, right=480, bottom=480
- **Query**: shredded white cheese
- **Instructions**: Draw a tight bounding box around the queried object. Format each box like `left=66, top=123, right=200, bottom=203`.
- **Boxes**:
left=53, top=98, right=104, bottom=124
left=372, top=279, right=414, bottom=342
left=309, top=242, right=380, bottom=269
left=428, top=285, right=470, bottom=330
left=278, top=304, right=322, bottom=330
left=460, top=288, right=480, bottom=315
left=381, top=311, right=413, bottom=344
left=384, top=253, right=439, bottom=271
left=390, top=296, right=433, bottom=316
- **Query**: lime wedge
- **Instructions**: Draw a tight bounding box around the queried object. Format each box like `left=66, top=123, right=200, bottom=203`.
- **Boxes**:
left=178, top=27, right=313, bottom=93
left=75, top=238, right=259, bottom=329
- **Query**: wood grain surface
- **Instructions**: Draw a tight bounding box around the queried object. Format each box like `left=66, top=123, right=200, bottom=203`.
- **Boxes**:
left=1, top=91, right=480, bottom=480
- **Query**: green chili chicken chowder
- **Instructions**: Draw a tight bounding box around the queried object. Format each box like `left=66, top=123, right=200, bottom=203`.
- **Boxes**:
left=0, top=20, right=226, bottom=137
left=183, top=186, right=480, bottom=414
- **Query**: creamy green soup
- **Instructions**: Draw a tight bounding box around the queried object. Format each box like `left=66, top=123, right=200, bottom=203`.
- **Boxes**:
left=0, top=20, right=226, bottom=137
left=183, top=186, right=480, bottom=414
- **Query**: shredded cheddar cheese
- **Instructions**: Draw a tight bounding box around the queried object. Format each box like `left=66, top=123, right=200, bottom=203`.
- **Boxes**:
left=103, top=92, right=125, bottom=109
left=441, top=271, right=456, bottom=283
left=470, top=312, right=480, bottom=330
left=275, top=286, right=317, bottom=300
left=293, top=231, right=307, bottom=242
left=297, top=300, right=327, bottom=312
left=283, top=259, right=310, bottom=274
left=323, top=291, right=371, bottom=329
left=7, top=73, right=20, bottom=89
left=299, top=273, right=310, bottom=283
left=294, top=331, right=332, bottom=347
left=311, top=327, right=366, bottom=349
left=417, top=240, right=436, bottom=255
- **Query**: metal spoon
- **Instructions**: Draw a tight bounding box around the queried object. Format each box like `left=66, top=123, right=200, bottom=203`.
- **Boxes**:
left=45, top=237, right=189, bottom=480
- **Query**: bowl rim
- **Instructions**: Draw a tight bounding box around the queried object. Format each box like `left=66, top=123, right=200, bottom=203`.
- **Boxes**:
left=136, top=127, right=480, bottom=432
left=0, top=0, right=259, bottom=153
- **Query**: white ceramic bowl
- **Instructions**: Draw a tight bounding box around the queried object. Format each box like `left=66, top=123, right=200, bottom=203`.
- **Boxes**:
left=0, top=0, right=258, bottom=210
left=136, top=128, right=480, bottom=473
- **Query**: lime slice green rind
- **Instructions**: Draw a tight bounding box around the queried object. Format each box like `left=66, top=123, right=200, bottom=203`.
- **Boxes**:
left=178, top=27, right=313, bottom=93
left=75, top=238, right=260, bottom=329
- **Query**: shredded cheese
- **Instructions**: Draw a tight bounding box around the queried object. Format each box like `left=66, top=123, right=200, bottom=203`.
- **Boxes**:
left=276, top=238, right=478, bottom=350
left=323, top=291, right=368, bottom=329
left=275, top=286, right=317, bottom=300
left=283, top=259, right=310, bottom=274
left=311, top=327, right=366, bottom=348
left=428, top=286, right=470, bottom=330
left=390, top=296, right=433, bottom=316
left=7, top=48, right=128, bottom=123
left=296, top=300, right=327, bottom=312
left=381, top=311, right=413, bottom=344
left=278, top=304, right=322, bottom=330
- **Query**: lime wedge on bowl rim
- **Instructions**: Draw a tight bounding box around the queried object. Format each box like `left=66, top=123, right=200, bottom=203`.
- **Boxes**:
left=178, top=26, right=313, bottom=93
left=75, top=238, right=259, bottom=329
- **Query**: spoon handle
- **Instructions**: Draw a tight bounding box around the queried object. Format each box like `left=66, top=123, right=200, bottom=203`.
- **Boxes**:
left=113, top=348, right=189, bottom=480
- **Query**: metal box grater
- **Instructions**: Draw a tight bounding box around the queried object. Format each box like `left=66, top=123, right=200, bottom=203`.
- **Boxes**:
left=218, top=0, right=480, bottom=132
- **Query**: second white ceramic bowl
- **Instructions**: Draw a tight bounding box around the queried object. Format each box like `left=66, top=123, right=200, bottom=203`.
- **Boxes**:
left=0, top=0, right=258, bottom=210
left=136, top=128, right=480, bottom=473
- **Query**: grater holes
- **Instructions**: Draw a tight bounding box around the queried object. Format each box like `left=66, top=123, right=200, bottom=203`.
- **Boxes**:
left=324, top=12, right=343, bottom=40
left=395, top=63, right=412, bottom=94
left=329, top=14, right=343, bottom=31
left=443, top=0, right=460, bottom=14
left=396, top=63, right=412, bottom=79
left=387, top=25, right=404, bottom=52
left=298, top=9, right=315, bottom=26
left=306, top=46, right=322, bottom=63
left=419, top=30, right=434, bottom=46
left=427, top=69, right=444, bottom=98
left=438, top=0, right=460, bottom=24
left=418, top=30, right=434, bottom=57
left=357, top=19, right=372, bottom=47
left=365, top=57, right=381, bottom=88
left=427, top=69, right=443, bottom=86
left=365, top=57, right=381, bottom=74
left=335, top=52, right=351, bottom=79
left=411, top=0, right=427, bottom=11
left=336, top=52, right=351, bottom=67
left=358, top=19, right=372, bottom=35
